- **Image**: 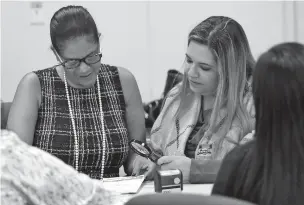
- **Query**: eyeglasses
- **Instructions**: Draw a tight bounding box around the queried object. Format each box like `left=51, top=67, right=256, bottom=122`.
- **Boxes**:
left=51, top=32, right=104, bottom=70
left=61, top=53, right=103, bottom=70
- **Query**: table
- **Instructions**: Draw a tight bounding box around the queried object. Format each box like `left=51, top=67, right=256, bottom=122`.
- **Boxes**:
left=138, top=181, right=213, bottom=195
left=118, top=168, right=213, bottom=195
left=112, top=181, right=214, bottom=205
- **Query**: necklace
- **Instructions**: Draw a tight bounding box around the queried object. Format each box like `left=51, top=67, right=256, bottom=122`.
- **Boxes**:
left=63, top=71, right=106, bottom=180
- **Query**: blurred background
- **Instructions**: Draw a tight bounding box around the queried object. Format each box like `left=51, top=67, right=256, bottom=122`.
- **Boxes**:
left=1, top=0, right=304, bottom=103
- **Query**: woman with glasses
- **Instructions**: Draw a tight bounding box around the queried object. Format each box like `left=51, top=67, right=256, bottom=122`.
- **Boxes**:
left=6, top=5, right=149, bottom=179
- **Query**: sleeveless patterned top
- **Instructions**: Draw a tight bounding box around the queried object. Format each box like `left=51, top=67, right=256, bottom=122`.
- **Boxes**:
left=32, top=64, right=129, bottom=179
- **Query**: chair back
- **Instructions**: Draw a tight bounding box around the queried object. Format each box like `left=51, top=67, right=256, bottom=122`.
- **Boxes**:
left=125, top=193, right=257, bottom=205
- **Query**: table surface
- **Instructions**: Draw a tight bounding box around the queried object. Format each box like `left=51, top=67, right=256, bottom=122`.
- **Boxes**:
left=138, top=181, right=214, bottom=195
left=112, top=181, right=214, bottom=205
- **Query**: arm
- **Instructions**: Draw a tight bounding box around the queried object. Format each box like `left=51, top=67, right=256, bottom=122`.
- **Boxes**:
left=189, top=126, right=247, bottom=184
left=189, top=143, right=240, bottom=184
left=189, top=131, right=254, bottom=184
left=6, top=72, right=41, bottom=145
left=189, top=159, right=222, bottom=184
left=118, top=67, right=146, bottom=176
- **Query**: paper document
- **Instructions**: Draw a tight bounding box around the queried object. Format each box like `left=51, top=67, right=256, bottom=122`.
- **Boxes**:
left=103, top=175, right=145, bottom=194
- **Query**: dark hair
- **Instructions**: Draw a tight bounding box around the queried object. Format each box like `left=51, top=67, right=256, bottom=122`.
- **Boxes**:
left=50, top=5, right=99, bottom=55
left=227, top=42, right=304, bottom=205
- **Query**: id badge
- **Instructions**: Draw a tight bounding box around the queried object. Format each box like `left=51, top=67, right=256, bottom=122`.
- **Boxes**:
left=196, top=143, right=213, bottom=159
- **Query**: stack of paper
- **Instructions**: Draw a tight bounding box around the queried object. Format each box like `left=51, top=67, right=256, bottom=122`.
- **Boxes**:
left=103, top=175, right=145, bottom=194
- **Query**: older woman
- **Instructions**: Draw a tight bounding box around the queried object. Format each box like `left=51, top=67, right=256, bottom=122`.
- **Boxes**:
left=7, top=5, right=148, bottom=179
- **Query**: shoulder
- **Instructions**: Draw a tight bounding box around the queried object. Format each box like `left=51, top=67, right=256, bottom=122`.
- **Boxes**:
left=18, top=72, right=41, bottom=91
left=13, top=72, right=42, bottom=106
left=117, top=66, right=136, bottom=83
left=116, top=66, right=141, bottom=104
left=100, top=64, right=136, bottom=83
left=33, top=66, right=55, bottom=77
left=116, top=66, right=138, bottom=91
left=22, top=67, right=56, bottom=86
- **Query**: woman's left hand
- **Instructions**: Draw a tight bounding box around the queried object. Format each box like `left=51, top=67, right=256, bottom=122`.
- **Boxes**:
left=157, top=156, right=191, bottom=183
left=132, top=156, right=156, bottom=180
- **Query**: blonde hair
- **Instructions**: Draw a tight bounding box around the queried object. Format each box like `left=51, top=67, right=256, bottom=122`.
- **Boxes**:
left=174, top=16, right=255, bottom=145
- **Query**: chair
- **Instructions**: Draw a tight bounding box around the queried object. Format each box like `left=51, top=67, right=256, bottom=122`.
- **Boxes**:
left=1, top=101, right=12, bottom=129
left=125, top=193, right=256, bottom=205
left=144, top=69, right=183, bottom=129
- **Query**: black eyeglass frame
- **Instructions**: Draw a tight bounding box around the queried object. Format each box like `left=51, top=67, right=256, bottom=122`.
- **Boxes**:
left=51, top=33, right=104, bottom=70
left=59, top=52, right=103, bottom=70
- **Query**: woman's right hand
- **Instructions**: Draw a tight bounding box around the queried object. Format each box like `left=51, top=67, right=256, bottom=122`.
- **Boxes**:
left=144, top=161, right=157, bottom=181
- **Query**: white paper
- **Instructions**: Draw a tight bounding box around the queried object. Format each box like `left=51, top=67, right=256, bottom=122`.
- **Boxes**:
left=103, top=175, right=145, bottom=194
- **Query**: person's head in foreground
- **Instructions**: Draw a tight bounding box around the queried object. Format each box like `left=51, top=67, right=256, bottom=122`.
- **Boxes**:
left=212, top=42, right=304, bottom=205
left=0, top=130, right=131, bottom=205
